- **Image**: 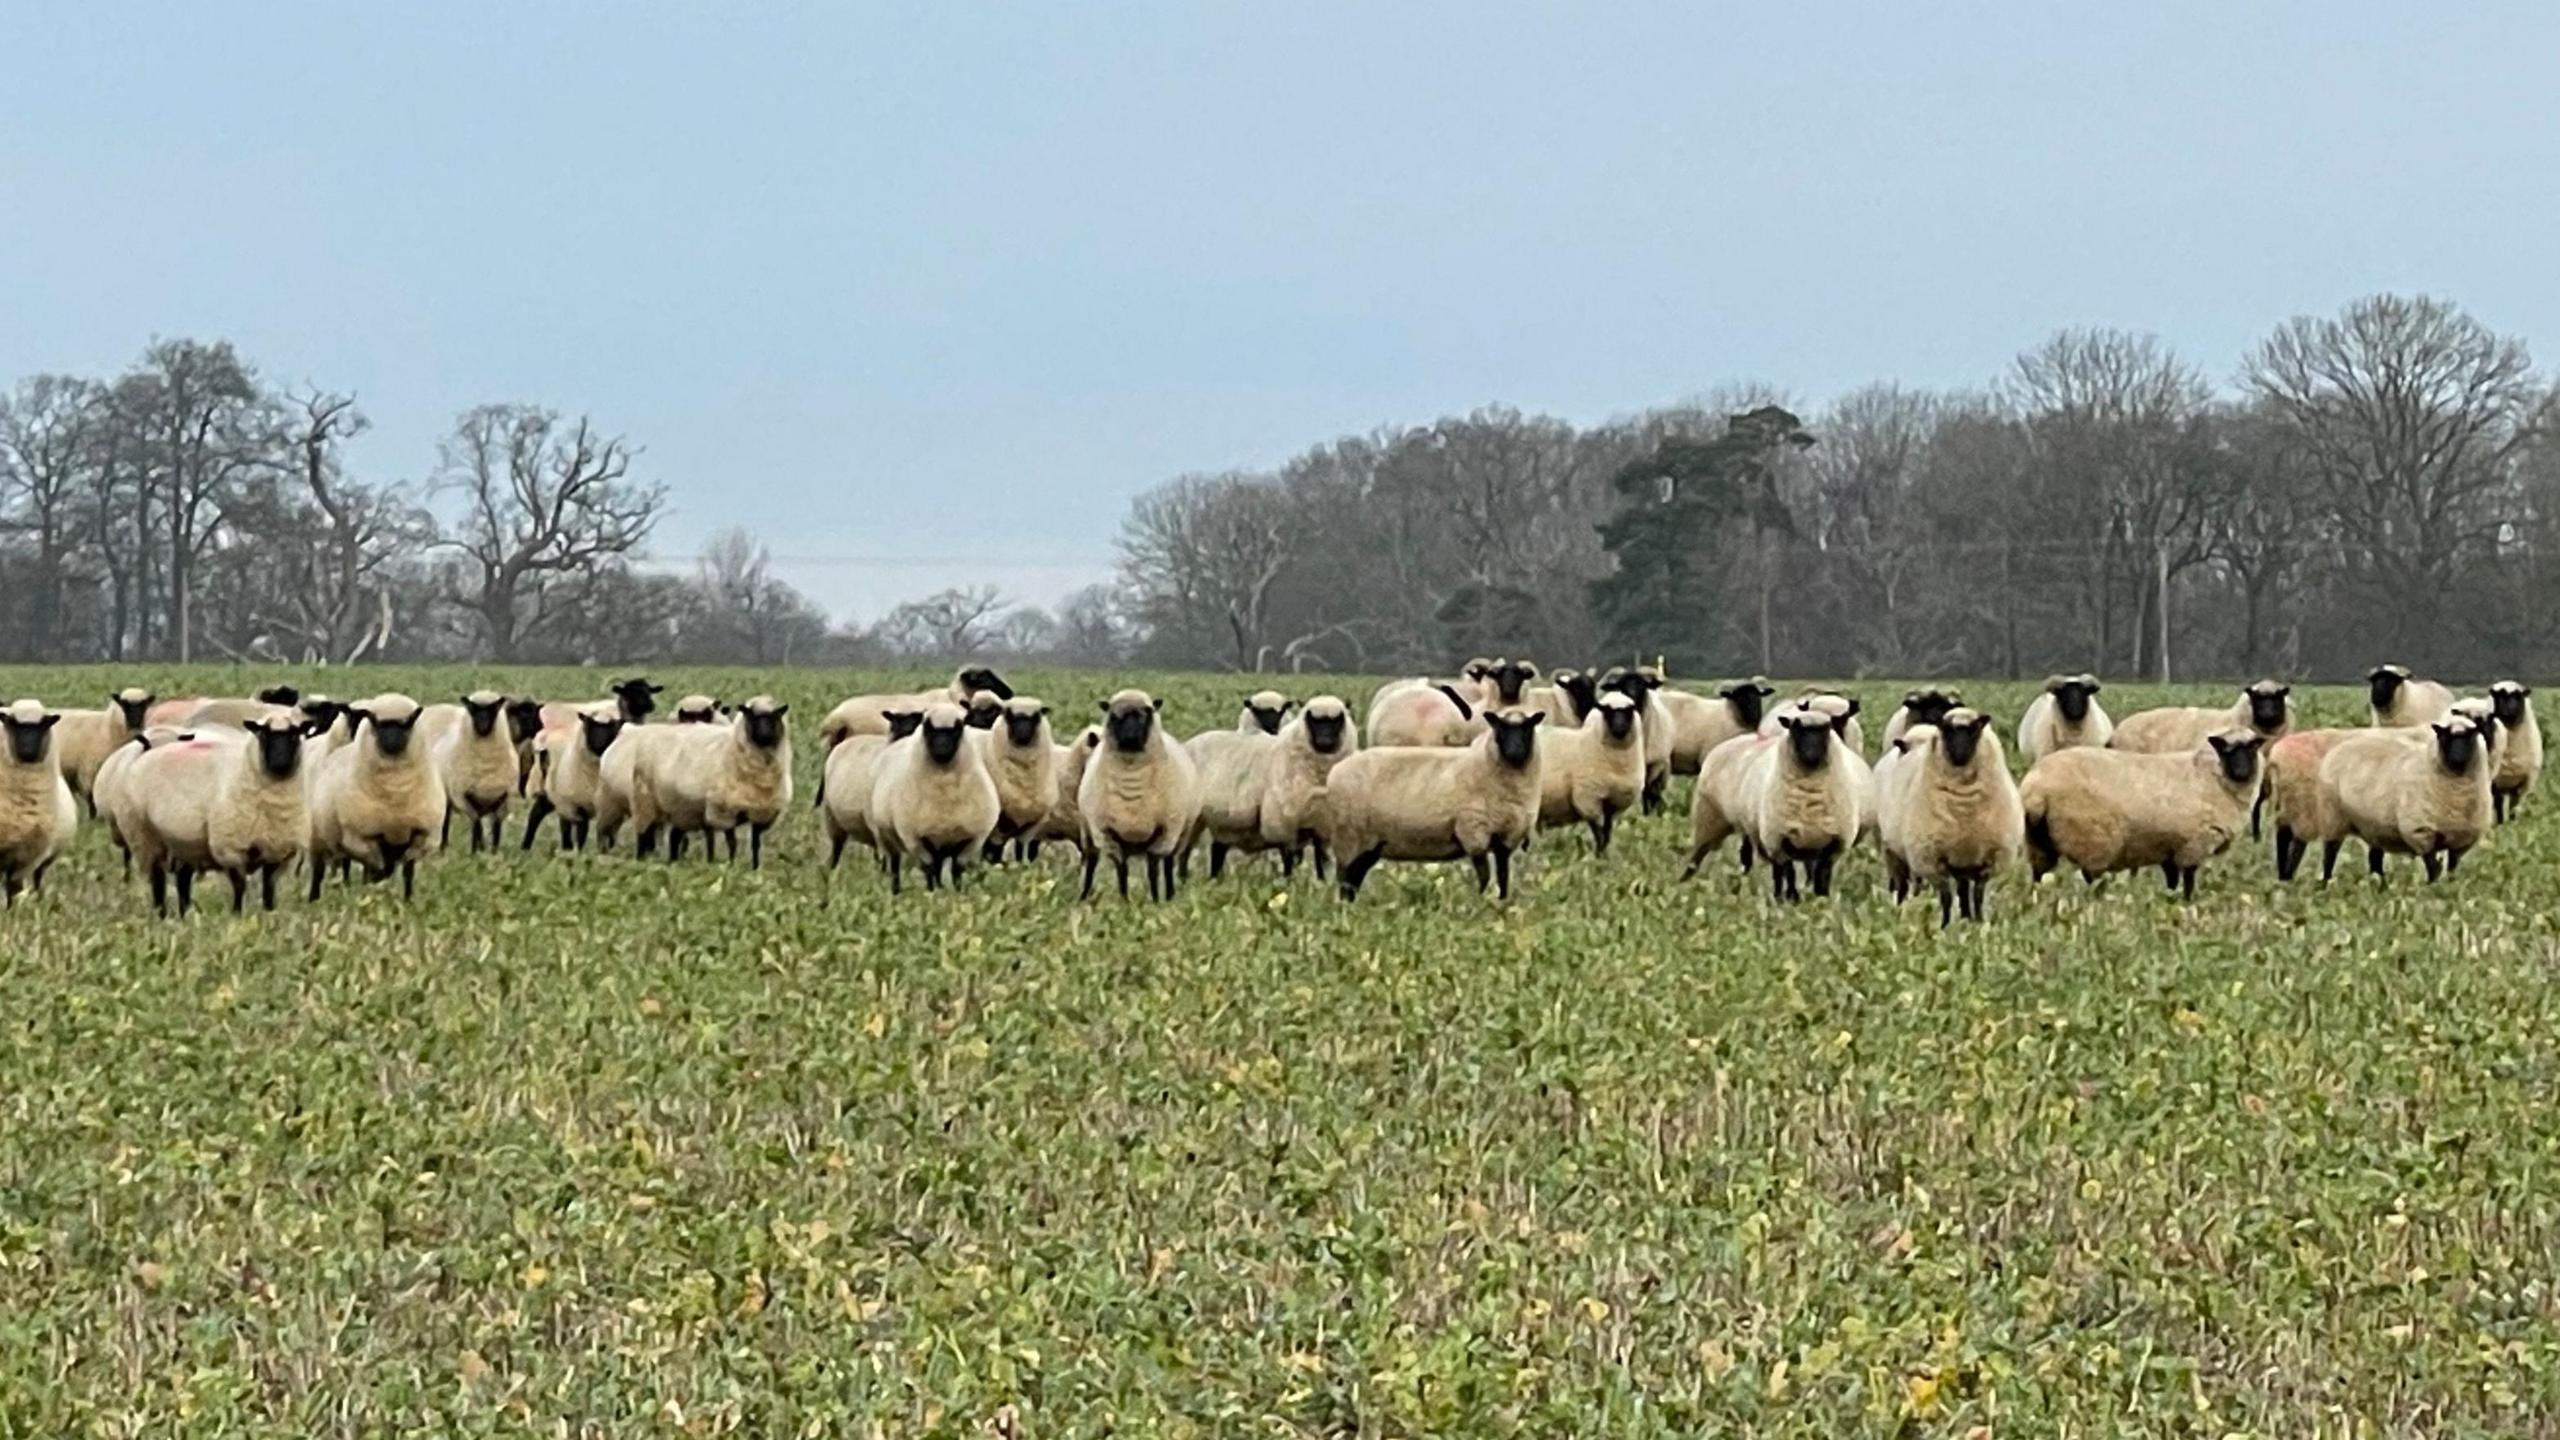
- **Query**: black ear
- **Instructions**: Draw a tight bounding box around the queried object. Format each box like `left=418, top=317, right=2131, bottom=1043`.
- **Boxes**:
left=1839, top=697, right=1861, bottom=719
left=1151, top=697, right=1164, bottom=713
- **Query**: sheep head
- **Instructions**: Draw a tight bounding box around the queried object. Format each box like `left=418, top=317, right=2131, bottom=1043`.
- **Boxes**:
left=1103, top=691, right=1160, bottom=753
left=2205, top=729, right=2265, bottom=786
left=1483, top=709, right=1543, bottom=769
left=2, top=701, right=61, bottom=765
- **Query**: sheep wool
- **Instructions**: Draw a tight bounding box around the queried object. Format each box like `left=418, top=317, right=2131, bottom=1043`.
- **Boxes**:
left=309, top=694, right=446, bottom=900
left=1665, top=677, right=1772, bottom=775
left=868, top=702, right=1002, bottom=891
left=1683, top=731, right=1776, bottom=879
left=1323, top=709, right=1544, bottom=901
left=431, top=691, right=519, bottom=852
left=2018, top=674, right=2112, bottom=762
left=629, top=696, right=794, bottom=867
left=1598, top=667, right=1677, bottom=812
left=534, top=677, right=663, bottom=737
left=2264, top=729, right=2360, bottom=881
left=1184, top=722, right=1283, bottom=879
left=1534, top=693, right=1645, bottom=854
left=2108, top=681, right=2293, bottom=756
left=1878, top=708, right=2022, bottom=923
left=523, top=706, right=625, bottom=852
left=1257, top=695, right=1358, bottom=878
left=1076, top=690, right=1203, bottom=901
left=2488, top=681, right=2541, bottom=822
left=2367, top=664, right=2457, bottom=729
left=983, top=698, right=1061, bottom=859
left=2314, top=717, right=2493, bottom=882
left=673, top=694, right=723, bottom=724
left=1364, top=679, right=1480, bottom=748
left=818, top=666, right=1012, bottom=752
left=94, top=728, right=188, bottom=877
left=2020, top=730, right=2265, bottom=898
left=1236, top=690, right=1292, bottom=736
left=818, top=710, right=925, bottom=866
left=121, top=714, right=311, bottom=914
left=1880, top=687, right=1964, bottom=750
left=1745, top=705, right=1867, bottom=901
left=53, top=686, right=154, bottom=809
left=0, top=701, right=79, bottom=905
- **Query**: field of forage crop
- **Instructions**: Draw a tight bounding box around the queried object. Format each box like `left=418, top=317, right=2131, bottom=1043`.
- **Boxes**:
left=4, top=664, right=2559, bottom=1437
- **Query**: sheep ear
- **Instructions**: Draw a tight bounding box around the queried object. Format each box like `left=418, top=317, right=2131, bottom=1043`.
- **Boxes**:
left=1839, top=697, right=1862, bottom=719
left=770, top=705, right=788, bottom=719
left=1151, top=697, right=1164, bottom=713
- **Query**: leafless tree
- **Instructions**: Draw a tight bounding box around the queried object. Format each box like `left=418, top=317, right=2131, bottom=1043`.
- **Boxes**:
left=433, top=405, right=664, bottom=661
left=110, top=339, right=276, bottom=660
left=1117, top=471, right=1300, bottom=670
left=878, top=584, right=1010, bottom=657
left=0, top=375, right=106, bottom=657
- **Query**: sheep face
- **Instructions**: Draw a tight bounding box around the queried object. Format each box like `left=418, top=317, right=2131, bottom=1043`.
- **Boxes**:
left=112, top=688, right=154, bottom=729
left=920, top=705, right=968, bottom=764
left=1103, top=692, right=1160, bottom=753
left=674, top=695, right=721, bottom=724
left=363, top=701, right=423, bottom=759
left=2245, top=682, right=2291, bottom=733
left=738, top=698, right=788, bottom=750
left=250, top=714, right=306, bottom=779
left=2, top=706, right=61, bottom=765
left=1597, top=695, right=1639, bottom=743
left=299, top=696, right=346, bottom=738
left=1719, top=679, right=1774, bottom=726
left=1600, top=666, right=1659, bottom=702
left=958, top=667, right=1014, bottom=701
left=609, top=678, right=663, bottom=723
left=1902, top=688, right=1962, bottom=728
left=2434, top=717, right=2482, bottom=774
left=2366, top=665, right=2411, bottom=711
left=1487, top=659, right=1537, bottom=706
left=255, top=684, right=301, bottom=707
left=505, top=699, right=545, bottom=743
left=2047, top=675, right=2098, bottom=722
left=966, top=693, right=1004, bottom=730
left=884, top=710, right=926, bottom=741
left=1461, top=659, right=1494, bottom=687
left=1779, top=712, right=1833, bottom=769
left=2205, top=731, right=2265, bottom=786
left=2492, top=681, right=2532, bottom=726
left=1001, top=701, right=1050, bottom=746
left=1937, top=708, right=1990, bottom=767
left=1484, top=710, right=1543, bottom=769
left=578, top=711, right=626, bottom=757
left=1302, top=703, right=1349, bottom=755
left=464, top=693, right=506, bottom=737
left=1244, top=691, right=1290, bottom=735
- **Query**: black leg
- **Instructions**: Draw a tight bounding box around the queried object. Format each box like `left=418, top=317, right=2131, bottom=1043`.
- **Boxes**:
left=888, top=852, right=904, bottom=894
left=1209, top=842, right=1228, bottom=880
left=2368, top=845, right=2385, bottom=880
left=491, top=814, right=505, bottom=850
left=752, top=825, right=767, bottom=870
left=149, top=863, right=169, bottom=917
left=922, top=856, right=942, bottom=891
left=1590, top=811, right=1614, bottom=855
left=2446, top=847, right=2464, bottom=874
left=1080, top=851, right=1098, bottom=900
left=441, top=811, right=453, bottom=850
left=2250, top=790, right=2264, bottom=841
left=1313, top=838, right=1329, bottom=881
left=2422, top=852, right=2443, bottom=882
left=1738, top=838, right=1755, bottom=873
left=175, top=868, right=195, bottom=917
left=1493, top=845, right=1513, bottom=899
left=948, top=856, right=966, bottom=892
left=1161, top=854, right=1179, bottom=901
left=2180, top=866, right=2197, bottom=901
left=261, top=866, right=278, bottom=912
left=1471, top=853, right=1491, bottom=893
left=307, top=858, right=325, bottom=902
left=1280, top=847, right=1298, bottom=878
left=522, top=795, right=553, bottom=851
left=2321, top=839, right=2341, bottom=882
left=2161, top=858, right=2179, bottom=892
left=1812, top=852, right=1836, bottom=898
left=228, top=871, right=247, bottom=914
left=403, top=860, right=416, bottom=900
left=1338, top=847, right=1382, bottom=902
left=829, top=834, right=847, bottom=869
left=1115, top=855, right=1130, bottom=900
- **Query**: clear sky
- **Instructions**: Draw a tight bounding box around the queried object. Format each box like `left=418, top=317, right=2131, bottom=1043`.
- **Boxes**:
left=6, top=4, right=2554, bottom=621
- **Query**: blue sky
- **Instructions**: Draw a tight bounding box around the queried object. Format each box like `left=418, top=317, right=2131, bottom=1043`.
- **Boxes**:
left=5, top=4, right=2554, bottom=619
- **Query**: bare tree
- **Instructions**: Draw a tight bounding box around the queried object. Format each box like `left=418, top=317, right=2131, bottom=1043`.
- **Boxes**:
left=111, top=339, right=276, bottom=660
left=877, top=584, right=1011, bottom=657
left=0, top=375, right=105, bottom=657
left=433, top=405, right=664, bottom=661
left=689, top=525, right=830, bottom=662
left=1117, top=471, right=1299, bottom=670
left=252, top=390, right=428, bottom=662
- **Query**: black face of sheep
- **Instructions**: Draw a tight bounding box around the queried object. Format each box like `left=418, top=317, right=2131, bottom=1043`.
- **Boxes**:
left=1462, top=659, right=1493, bottom=685
left=1002, top=706, right=1048, bottom=746
left=923, top=715, right=966, bottom=764
left=1303, top=709, right=1348, bottom=755
left=1599, top=699, right=1639, bottom=743
left=251, top=716, right=305, bottom=779
left=465, top=696, right=504, bottom=737
left=2434, top=720, right=2481, bottom=774
left=256, top=684, right=301, bottom=707
left=2050, top=678, right=2096, bottom=722
left=2246, top=685, right=2290, bottom=733
left=2493, top=684, right=2532, bottom=725
left=506, top=699, right=545, bottom=743
left=1903, top=689, right=1961, bottom=728
left=1601, top=667, right=1658, bottom=701
left=610, top=678, right=663, bottom=723
left=300, top=697, right=345, bottom=736
left=885, top=710, right=926, bottom=741
left=2206, top=733, right=2264, bottom=786
left=1244, top=698, right=1288, bottom=735
left=580, top=714, right=625, bottom=757
left=1105, top=700, right=1158, bottom=753
left=2366, top=666, right=2408, bottom=711
left=1939, top=712, right=1989, bottom=767
left=742, top=703, right=788, bottom=750
left=1485, top=711, right=1542, bottom=769
left=3, top=711, right=61, bottom=765
left=960, top=667, right=1014, bottom=701
left=113, top=691, right=153, bottom=729
left=370, top=711, right=418, bottom=758
left=1780, top=713, right=1833, bottom=769
left=1720, top=680, right=1772, bottom=727
left=1489, top=660, right=1536, bottom=706
left=675, top=700, right=720, bottom=724
left=966, top=696, right=1004, bottom=730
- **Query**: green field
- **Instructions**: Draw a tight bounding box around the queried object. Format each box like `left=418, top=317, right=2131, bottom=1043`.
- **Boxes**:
left=3, top=665, right=2556, bottom=1436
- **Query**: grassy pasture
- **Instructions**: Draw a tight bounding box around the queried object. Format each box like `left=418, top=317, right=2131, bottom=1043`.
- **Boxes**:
left=2, top=664, right=2557, bottom=1436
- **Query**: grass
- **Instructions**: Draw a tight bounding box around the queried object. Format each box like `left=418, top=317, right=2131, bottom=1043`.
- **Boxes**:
left=3, top=665, right=2558, bottom=1436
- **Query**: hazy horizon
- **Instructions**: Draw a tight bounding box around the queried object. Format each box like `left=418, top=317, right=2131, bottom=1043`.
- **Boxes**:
left=8, top=3, right=2556, bottom=621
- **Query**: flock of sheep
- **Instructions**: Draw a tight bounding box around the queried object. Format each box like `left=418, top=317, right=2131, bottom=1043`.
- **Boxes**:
left=0, top=659, right=2537, bottom=922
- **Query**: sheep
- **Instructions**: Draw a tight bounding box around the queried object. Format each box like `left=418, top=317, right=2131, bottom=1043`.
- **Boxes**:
left=521, top=705, right=625, bottom=852
left=534, top=677, right=663, bottom=736
left=2264, top=729, right=2360, bottom=881
left=1365, top=679, right=1480, bottom=748
left=0, top=701, right=79, bottom=906
left=1598, top=666, right=1676, bottom=812
left=983, top=698, right=1060, bottom=861
left=1534, top=693, right=1645, bottom=854
left=426, top=691, right=519, bottom=852
left=308, top=695, right=446, bottom=900
left=1479, top=658, right=1541, bottom=712
left=818, top=666, right=1012, bottom=752
left=1880, top=687, right=1964, bottom=749
left=2109, top=680, right=2294, bottom=756
left=2486, top=681, right=2541, bottom=822
left=1663, top=677, right=1772, bottom=776
left=1760, top=691, right=1868, bottom=758
left=53, top=686, right=154, bottom=810
left=818, top=710, right=926, bottom=867
left=866, top=702, right=1001, bottom=891
left=2450, top=695, right=2507, bottom=782
left=2019, top=730, right=2265, bottom=898
left=626, top=696, right=793, bottom=867
left=1237, top=690, right=1292, bottom=736
left=672, top=694, right=723, bottom=724
left=965, top=690, right=1005, bottom=732
left=2018, top=674, right=2113, bottom=762
left=118, top=713, right=311, bottom=915
left=1076, top=689, right=1204, bottom=901
left=1744, top=705, right=1868, bottom=901
left=2367, top=664, right=2456, bottom=729
left=1527, top=667, right=1597, bottom=730
left=505, top=698, right=546, bottom=794
left=1681, top=731, right=1773, bottom=881
left=94, top=727, right=192, bottom=879
left=1183, top=722, right=1282, bottom=879
left=2312, top=718, right=2493, bottom=882
left=1257, top=695, right=1357, bottom=878
left=1323, top=709, right=1544, bottom=901
left=1876, top=709, right=2022, bottom=924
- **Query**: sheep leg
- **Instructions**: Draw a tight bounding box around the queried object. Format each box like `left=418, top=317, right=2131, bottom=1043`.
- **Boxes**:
left=2422, top=852, right=2444, bottom=883
left=1589, top=811, right=1614, bottom=856
left=1471, top=854, right=1491, bottom=893
left=1493, top=845, right=1514, bottom=900
left=261, top=866, right=279, bottom=912
left=2159, top=859, right=2179, bottom=892
left=2249, top=790, right=2265, bottom=841
left=1079, top=851, right=1098, bottom=900
left=1280, top=846, right=1298, bottom=878
left=668, top=830, right=688, bottom=864
left=751, top=824, right=768, bottom=870
left=175, top=868, right=196, bottom=917
left=522, top=795, right=553, bottom=851
left=402, top=860, right=417, bottom=900
left=1313, top=838, right=1330, bottom=881
left=887, top=853, right=904, bottom=894
left=2179, top=867, right=2198, bottom=901
left=2446, top=847, right=2464, bottom=875
left=1162, top=854, right=1180, bottom=901
left=1115, top=855, right=1131, bottom=900
left=1337, top=847, right=1382, bottom=902
left=1738, top=838, right=1755, bottom=873
left=1937, top=881, right=1955, bottom=929
left=724, top=829, right=739, bottom=863
left=1144, top=856, right=1161, bottom=901
left=948, top=854, right=967, bottom=892
left=1769, top=859, right=1792, bottom=903
left=442, top=811, right=454, bottom=852
left=306, top=859, right=325, bottom=902
left=491, top=814, right=506, bottom=851
left=149, top=863, right=170, bottom=918
left=1209, top=842, right=1229, bottom=880
left=2367, top=845, right=2385, bottom=881
left=922, top=856, right=943, bottom=891
left=1813, top=851, right=1837, bottom=899
left=228, top=871, right=248, bottom=914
